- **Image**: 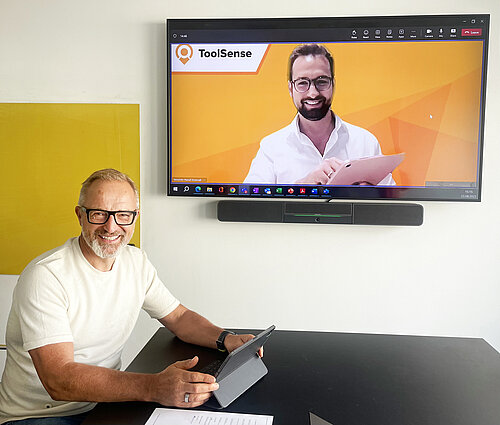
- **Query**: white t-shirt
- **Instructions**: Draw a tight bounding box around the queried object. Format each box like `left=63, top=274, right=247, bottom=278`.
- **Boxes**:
left=244, top=114, right=395, bottom=185
left=0, top=237, right=180, bottom=424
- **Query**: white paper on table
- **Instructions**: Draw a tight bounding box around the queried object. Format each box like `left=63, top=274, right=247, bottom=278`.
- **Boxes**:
left=144, top=407, right=273, bottom=425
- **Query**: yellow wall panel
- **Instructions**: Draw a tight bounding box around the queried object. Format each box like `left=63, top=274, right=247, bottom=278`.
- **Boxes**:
left=0, top=103, right=140, bottom=275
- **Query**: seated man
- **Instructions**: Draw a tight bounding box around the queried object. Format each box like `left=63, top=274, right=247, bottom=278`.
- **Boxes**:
left=0, top=169, right=256, bottom=425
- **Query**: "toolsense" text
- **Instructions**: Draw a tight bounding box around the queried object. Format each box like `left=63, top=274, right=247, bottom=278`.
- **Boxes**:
left=198, top=48, right=252, bottom=58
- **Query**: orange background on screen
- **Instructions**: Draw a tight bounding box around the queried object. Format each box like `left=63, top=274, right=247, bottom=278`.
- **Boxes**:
left=171, top=41, right=484, bottom=186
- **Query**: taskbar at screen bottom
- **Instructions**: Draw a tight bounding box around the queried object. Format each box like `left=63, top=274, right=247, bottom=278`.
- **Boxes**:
left=169, top=183, right=481, bottom=201
left=171, top=183, right=334, bottom=197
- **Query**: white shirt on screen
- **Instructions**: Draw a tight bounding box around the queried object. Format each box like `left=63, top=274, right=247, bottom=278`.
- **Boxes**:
left=244, top=114, right=395, bottom=185
left=0, top=238, right=180, bottom=424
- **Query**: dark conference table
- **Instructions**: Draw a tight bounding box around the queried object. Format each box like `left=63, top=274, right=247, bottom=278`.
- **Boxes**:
left=82, top=328, right=500, bottom=425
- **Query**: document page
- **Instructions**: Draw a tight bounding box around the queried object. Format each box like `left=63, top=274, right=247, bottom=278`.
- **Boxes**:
left=144, top=408, right=273, bottom=425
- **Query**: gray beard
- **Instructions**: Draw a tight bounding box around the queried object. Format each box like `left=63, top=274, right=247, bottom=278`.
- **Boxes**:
left=82, top=230, right=127, bottom=259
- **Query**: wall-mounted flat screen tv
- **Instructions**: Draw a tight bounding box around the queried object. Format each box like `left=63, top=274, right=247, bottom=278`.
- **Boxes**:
left=167, top=14, right=489, bottom=201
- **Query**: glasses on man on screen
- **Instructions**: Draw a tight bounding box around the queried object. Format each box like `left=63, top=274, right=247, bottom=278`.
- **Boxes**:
left=291, top=76, right=333, bottom=93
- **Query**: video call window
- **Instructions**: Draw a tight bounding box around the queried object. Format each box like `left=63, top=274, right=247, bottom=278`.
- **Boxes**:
left=167, top=15, right=489, bottom=201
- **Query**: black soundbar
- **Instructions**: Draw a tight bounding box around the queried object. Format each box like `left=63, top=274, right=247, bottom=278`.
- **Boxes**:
left=217, top=201, right=423, bottom=226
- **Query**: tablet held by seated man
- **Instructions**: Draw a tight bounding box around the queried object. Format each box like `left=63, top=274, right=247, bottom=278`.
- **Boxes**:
left=201, top=325, right=275, bottom=408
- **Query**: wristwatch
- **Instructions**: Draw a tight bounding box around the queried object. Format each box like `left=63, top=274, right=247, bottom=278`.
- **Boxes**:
left=216, top=330, right=236, bottom=352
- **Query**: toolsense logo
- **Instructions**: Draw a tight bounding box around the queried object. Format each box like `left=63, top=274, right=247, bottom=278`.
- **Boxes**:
left=176, top=44, right=252, bottom=65
left=172, top=43, right=268, bottom=73
left=175, top=44, right=193, bottom=64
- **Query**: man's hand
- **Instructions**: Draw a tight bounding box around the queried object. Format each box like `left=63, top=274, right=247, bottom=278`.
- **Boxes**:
left=296, top=157, right=344, bottom=184
left=224, top=334, right=264, bottom=358
left=151, top=356, right=219, bottom=408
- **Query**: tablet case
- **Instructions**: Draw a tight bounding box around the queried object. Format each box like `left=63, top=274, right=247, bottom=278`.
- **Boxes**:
left=209, top=325, right=275, bottom=408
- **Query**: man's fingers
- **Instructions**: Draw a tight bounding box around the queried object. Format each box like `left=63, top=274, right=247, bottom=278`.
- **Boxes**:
left=155, top=358, right=219, bottom=408
left=182, top=392, right=212, bottom=407
left=238, top=334, right=255, bottom=344
left=321, top=162, right=335, bottom=174
left=327, top=157, right=345, bottom=170
left=181, top=370, right=216, bottom=384
left=184, top=382, right=219, bottom=394
left=320, top=162, right=338, bottom=182
left=174, top=356, right=199, bottom=370
left=298, top=157, right=346, bottom=184
left=313, top=168, right=330, bottom=184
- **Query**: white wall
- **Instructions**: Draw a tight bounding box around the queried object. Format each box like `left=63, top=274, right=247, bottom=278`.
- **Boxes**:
left=1, top=0, right=499, bottom=368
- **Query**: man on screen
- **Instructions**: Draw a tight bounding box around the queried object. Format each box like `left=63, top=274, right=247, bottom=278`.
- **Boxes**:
left=244, top=43, right=395, bottom=185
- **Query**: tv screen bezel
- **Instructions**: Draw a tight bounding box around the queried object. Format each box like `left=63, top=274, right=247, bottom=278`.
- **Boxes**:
left=166, top=14, right=489, bottom=202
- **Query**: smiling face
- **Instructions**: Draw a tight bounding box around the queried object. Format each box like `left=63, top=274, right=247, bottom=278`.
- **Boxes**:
left=76, top=180, right=138, bottom=269
left=289, top=54, right=334, bottom=121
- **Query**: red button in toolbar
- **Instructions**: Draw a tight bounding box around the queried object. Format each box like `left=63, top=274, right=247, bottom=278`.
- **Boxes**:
left=461, top=28, right=482, bottom=36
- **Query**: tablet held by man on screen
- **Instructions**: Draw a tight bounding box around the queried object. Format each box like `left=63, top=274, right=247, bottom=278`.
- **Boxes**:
left=327, top=153, right=405, bottom=186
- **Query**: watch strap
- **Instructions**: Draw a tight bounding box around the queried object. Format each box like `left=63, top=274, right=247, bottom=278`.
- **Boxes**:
left=216, top=330, right=235, bottom=352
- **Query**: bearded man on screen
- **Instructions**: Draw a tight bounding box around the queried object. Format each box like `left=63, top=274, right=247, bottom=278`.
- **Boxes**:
left=244, top=43, right=395, bottom=186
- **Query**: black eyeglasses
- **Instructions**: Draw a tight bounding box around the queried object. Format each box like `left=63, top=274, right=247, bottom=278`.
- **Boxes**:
left=80, top=207, right=138, bottom=226
left=291, top=76, right=333, bottom=93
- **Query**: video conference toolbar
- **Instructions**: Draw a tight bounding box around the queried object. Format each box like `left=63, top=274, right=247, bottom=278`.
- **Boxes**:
left=168, top=15, right=489, bottom=43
